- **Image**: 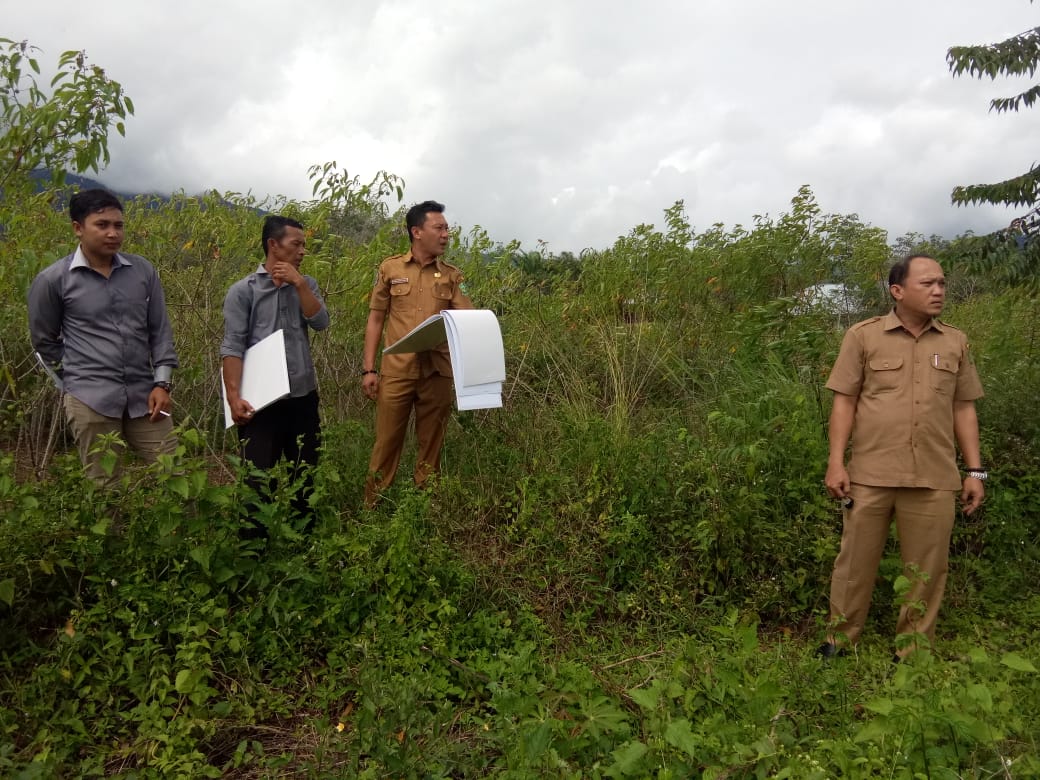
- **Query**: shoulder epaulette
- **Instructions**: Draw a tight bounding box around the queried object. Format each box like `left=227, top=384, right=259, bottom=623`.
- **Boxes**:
left=935, top=318, right=965, bottom=333
left=849, top=316, right=883, bottom=331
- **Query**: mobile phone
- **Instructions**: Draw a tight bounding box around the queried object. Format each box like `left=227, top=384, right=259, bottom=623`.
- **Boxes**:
left=840, top=496, right=854, bottom=510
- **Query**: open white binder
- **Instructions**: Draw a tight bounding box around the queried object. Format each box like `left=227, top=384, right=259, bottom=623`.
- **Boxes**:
left=383, top=309, right=505, bottom=410
left=222, top=329, right=291, bottom=428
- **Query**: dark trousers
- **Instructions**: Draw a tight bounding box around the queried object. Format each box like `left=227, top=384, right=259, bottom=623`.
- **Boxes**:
left=237, top=391, right=321, bottom=536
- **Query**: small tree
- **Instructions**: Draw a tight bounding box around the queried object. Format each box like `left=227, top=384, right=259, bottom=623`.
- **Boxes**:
left=0, top=38, right=133, bottom=192
left=947, top=17, right=1040, bottom=209
left=947, top=12, right=1040, bottom=288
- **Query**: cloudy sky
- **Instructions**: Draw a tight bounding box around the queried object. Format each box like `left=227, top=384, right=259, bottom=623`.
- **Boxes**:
left=6, top=1, right=1039, bottom=251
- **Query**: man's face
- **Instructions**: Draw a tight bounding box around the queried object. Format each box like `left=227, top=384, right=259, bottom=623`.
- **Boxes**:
left=412, top=211, right=450, bottom=258
left=73, top=207, right=124, bottom=260
left=269, top=226, right=307, bottom=267
left=892, top=256, right=946, bottom=319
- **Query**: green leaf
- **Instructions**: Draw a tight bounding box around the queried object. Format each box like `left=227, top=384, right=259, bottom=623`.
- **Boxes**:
left=90, top=517, right=111, bottom=535
left=608, top=740, right=648, bottom=775
left=175, top=668, right=201, bottom=694
left=626, top=686, right=659, bottom=711
left=0, top=578, right=15, bottom=607
left=966, top=683, right=994, bottom=711
left=1001, top=652, right=1038, bottom=673
left=168, top=476, right=190, bottom=499
left=189, top=546, right=213, bottom=573
left=522, top=720, right=552, bottom=762
left=864, top=697, right=894, bottom=715
left=663, top=718, right=699, bottom=756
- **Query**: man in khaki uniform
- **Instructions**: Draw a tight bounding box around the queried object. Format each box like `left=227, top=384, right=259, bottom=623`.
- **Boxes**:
left=362, top=200, right=473, bottom=505
left=820, top=254, right=985, bottom=660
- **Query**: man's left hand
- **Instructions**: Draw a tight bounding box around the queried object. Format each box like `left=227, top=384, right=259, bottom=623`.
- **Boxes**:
left=961, top=477, right=985, bottom=515
left=148, top=386, right=172, bottom=422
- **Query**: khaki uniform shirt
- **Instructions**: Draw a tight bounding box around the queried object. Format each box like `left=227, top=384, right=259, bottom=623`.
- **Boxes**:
left=826, top=310, right=983, bottom=490
left=370, top=252, right=473, bottom=378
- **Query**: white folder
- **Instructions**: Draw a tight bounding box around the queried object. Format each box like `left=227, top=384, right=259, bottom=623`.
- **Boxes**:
left=222, top=329, right=291, bottom=428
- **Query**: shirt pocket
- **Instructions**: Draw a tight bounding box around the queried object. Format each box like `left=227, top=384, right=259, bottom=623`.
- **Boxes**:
left=389, top=281, right=412, bottom=297
left=930, top=354, right=960, bottom=395
left=866, top=356, right=903, bottom=393
left=432, top=281, right=455, bottom=300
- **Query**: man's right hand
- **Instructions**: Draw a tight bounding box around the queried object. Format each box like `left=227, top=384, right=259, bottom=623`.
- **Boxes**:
left=824, top=462, right=851, bottom=499
left=362, top=373, right=379, bottom=401
left=228, top=396, right=255, bottom=426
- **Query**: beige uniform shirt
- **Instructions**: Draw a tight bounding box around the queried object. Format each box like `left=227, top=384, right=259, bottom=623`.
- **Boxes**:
left=826, top=310, right=983, bottom=490
left=370, top=252, right=473, bottom=378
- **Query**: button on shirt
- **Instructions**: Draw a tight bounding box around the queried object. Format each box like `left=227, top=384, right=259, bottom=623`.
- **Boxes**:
left=369, top=253, right=473, bottom=379
left=28, top=248, right=178, bottom=419
left=826, top=310, right=984, bottom=490
left=220, top=265, right=330, bottom=397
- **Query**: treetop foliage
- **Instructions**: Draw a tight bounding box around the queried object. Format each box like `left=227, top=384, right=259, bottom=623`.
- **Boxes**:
left=947, top=10, right=1040, bottom=210
left=0, top=38, right=132, bottom=193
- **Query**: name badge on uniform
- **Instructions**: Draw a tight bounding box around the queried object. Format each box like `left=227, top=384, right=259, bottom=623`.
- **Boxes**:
left=390, top=278, right=409, bottom=285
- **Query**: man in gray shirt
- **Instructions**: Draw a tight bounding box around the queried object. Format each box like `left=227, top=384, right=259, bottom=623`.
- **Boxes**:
left=221, top=216, right=329, bottom=535
left=28, top=189, right=178, bottom=481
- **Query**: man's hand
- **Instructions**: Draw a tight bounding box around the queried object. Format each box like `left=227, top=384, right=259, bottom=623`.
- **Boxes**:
left=824, top=462, right=851, bottom=499
left=961, top=477, right=985, bottom=515
left=228, top=396, right=256, bottom=426
left=362, top=372, right=379, bottom=401
left=147, top=386, right=172, bottom=422
left=270, top=260, right=304, bottom=288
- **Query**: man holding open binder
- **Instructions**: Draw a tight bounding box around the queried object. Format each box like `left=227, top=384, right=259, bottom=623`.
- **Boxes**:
left=362, top=200, right=473, bottom=506
left=221, top=216, right=329, bottom=533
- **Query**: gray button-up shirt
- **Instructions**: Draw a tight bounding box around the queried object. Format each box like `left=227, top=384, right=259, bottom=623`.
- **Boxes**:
left=220, top=265, right=330, bottom=397
left=28, top=248, right=178, bottom=419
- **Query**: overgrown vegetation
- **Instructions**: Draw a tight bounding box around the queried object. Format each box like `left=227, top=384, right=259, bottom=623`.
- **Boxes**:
left=1, top=41, right=1038, bottom=779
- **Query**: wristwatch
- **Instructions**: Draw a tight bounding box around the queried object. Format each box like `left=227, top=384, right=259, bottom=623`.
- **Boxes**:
left=154, top=381, right=173, bottom=393
left=965, top=469, right=988, bottom=481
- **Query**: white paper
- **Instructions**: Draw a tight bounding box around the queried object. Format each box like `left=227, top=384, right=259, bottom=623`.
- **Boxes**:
left=222, top=329, right=291, bottom=428
left=383, top=309, right=505, bottom=410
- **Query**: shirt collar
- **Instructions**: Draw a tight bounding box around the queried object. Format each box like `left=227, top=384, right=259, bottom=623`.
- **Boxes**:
left=70, top=246, right=132, bottom=271
left=882, top=308, right=944, bottom=334
left=255, top=263, right=269, bottom=276
left=405, top=251, right=446, bottom=273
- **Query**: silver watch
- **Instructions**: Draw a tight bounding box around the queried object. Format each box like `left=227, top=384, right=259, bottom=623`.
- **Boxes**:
left=966, top=469, right=988, bottom=481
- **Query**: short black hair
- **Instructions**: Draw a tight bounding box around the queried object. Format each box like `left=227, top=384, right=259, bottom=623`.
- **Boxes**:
left=888, top=253, right=937, bottom=288
left=261, top=215, right=304, bottom=256
left=405, top=200, right=445, bottom=243
left=69, top=189, right=122, bottom=223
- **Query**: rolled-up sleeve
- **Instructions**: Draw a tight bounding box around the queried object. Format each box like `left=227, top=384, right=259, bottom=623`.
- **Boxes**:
left=304, top=277, right=330, bottom=331
left=220, top=281, right=251, bottom=359
left=146, top=268, right=178, bottom=371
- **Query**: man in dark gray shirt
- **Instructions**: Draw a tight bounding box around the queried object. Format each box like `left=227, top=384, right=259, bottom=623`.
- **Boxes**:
left=28, top=189, right=178, bottom=481
left=221, top=216, right=329, bottom=535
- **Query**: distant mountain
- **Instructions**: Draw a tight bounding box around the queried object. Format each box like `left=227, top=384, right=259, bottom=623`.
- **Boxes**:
left=25, top=170, right=265, bottom=216
left=28, top=169, right=172, bottom=208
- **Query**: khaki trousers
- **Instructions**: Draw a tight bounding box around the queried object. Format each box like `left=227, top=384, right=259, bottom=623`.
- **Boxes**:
left=827, top=483, right=955, bottom=653
left=365, top=373, right=453, bottom=504
left=64, top=394, right=177, bottom=482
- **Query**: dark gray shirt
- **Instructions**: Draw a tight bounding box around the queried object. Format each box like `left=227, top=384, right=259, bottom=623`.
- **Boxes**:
left=28, top=248, right=178, bottom=419
left=220, top=265, right=330, bottom=397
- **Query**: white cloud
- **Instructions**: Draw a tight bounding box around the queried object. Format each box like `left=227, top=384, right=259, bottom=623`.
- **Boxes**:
left=5, top=0, right=1039, bottom=250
